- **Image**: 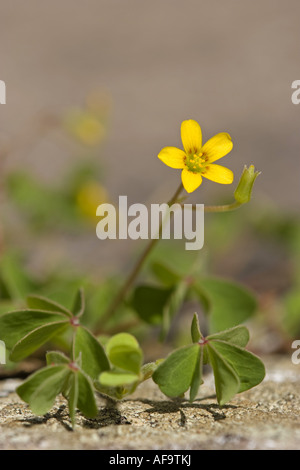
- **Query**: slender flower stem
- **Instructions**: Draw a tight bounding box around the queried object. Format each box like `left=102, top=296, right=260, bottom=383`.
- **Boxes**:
left=184, top=200, right=242, bottom=213
left=179, top=200, right=242, bottom=214
left=98, top=183, right=184, bottom=328
left=204, top=201, right=242, bottom=212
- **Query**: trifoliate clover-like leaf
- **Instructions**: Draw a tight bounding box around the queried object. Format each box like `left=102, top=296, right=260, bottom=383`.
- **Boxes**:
left=152, top=344, right=201, bottom=398
left=17, top=365, right=71, bottom=416
left=27, top=295, right=73, bottom=317
left=106, top=333, right=143, bottom=375
left=10, top=320, right=69, bottom=362
left=73, top=326, right=110, bottom=380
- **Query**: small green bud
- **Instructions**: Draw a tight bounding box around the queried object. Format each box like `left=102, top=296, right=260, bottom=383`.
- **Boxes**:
left=234, top=165, right=261, bottom=204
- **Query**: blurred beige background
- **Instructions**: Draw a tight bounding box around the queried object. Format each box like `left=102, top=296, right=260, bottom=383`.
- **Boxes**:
left=0, top=0, right=299, bottom=207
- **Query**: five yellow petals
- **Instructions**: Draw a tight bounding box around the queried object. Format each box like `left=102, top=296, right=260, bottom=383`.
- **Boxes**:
left=158, top=119, right=234, bottom=193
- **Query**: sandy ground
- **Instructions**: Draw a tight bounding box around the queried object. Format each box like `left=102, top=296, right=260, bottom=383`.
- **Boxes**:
left=0, top=355, right=299, bottom=450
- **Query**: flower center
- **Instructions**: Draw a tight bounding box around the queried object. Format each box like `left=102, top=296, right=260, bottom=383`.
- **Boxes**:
left=185, top=153, right=205, bottom=173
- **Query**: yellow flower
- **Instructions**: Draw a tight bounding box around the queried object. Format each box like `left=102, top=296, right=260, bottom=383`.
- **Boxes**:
left=158, top=119, right=234, bottom=193
left=64, top=109, right=105, bottom=146
left=76, top=181, right=108, bottom=220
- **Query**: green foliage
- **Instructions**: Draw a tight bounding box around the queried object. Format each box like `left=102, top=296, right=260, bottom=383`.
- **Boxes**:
left=130, top=257, right=257, bottom=336
left=27, top=295, right=73, bottom=317
left=99, top=371, right=139, bottom=387
left=13, top=306, right=108, bottom=428
left=17, top=365, right=71, bottom=416
left=0, top=244, right=264, bottom=426
left=0, top=309, right=68, bottom=350
left=210, top=340, right=265, bottom=393
left=152, top=344, right=201, bottom=397
left=73, top=326, right=110, bottom=380
left=191, top=312, right=202, bottom=343
left=98, top=333, right=145, bottom=397
left=0, top=252, right=37, bottom=301
left=72, top=288, right=85, bottom=318
left=207, top=344, right=240, bottom=405
left=46, top=351, right=70, bottom=366
left=189, top=348, right=203, bottom=402
left=10, top=321, right=69, bottom=362
left=6, top=304, right=152, bottom=426
left=0, top=115, right=271, bottom=429
left=207, top=325, right=250, bottom=347
left=282, top=289, right=300, bottom=337
left=153, top=316, right=265, bottom=406
left=6, top=172, right=78, bottom=230
left=17, top=357, right=98, bottom=428
left=150, top=261, right=181, bottom=287
left=105, top=333, right=142, bottom=374
left=76, top=371, right=98, bottom=419
left=193, top=278, right=257, bottom=332
left=5, top=163, right=104, bottom=233
left=1, top=287, right=265, bottom=428
left=131, top=281, right=188, bottom=339
left=131, top=285, right=175, bottom=325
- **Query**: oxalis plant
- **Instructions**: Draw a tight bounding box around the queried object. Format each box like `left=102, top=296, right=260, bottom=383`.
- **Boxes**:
left=0, top=119, right=265, bottom=428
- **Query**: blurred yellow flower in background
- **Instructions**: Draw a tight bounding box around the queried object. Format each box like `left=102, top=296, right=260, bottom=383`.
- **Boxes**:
left=158, top=119, right=234, bottom=193
left=76, top=181, right=108, bottom=220
left=65, top=110, right=105, bottom=146
left=64, top=91, right=111, bottom=146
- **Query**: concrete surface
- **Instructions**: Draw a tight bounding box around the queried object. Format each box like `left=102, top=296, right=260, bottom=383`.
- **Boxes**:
left=0, top=355, right=299, bottom=450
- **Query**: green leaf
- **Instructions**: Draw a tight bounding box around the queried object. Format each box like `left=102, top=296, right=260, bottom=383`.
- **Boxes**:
left=27, top=295, right=72, bottom=317
left=99, top=371, right=139, bottom=387
left=131, top=285, right=174, bottom=325
left=191, top=313, right=202, bottom=343
left=46, top=351, right=70, bottom=366
left=30, top=368, right=70, bottom=416
left=17, top=365, right=70, bottom=415
left=106, top=333, right=142, bottom=374
left=161, top=281, right=188, bottom=339
left=17, top=366, right=63, bottom=402
left=0, top=301, right=16, bottom=316
left=151, top=261, right=181, bottom=287
left=10, top=321, right=69, bottom=362
left=68, top=372, right=79, bottom=428
left=189, top=347, right=203, bottom=402
left=194, top=277, right=257, bottom=332
left=207, top=325, right=250, bottom=348
left=72, top=288, right=85, bottom=317
left=211, top=340, right=265, bottom=393
left=73, top=326, right=110, bottom=380
left=106, top=332, right=140, bottom=354
left=77, top=370, right=98, bottom=418
left=283, top=289, right=300, bottom=336
left=6, top=172, right=78, bottom=230
left=84, top=278, right=123, bottom=325
left=0, top=309, right=68, bottom=349
left=207, top=343, right=240, bottom=405
left=148, top=243, right=202, bottom=279
left=0, top=253, right=34, bottom=300
left=152, top=344, right=200, bottom=397
left=38, top=275, right=88, bottom=312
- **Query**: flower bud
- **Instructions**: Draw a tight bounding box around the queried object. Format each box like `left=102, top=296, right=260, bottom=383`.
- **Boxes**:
left=234, top=165, right=260, bottom=204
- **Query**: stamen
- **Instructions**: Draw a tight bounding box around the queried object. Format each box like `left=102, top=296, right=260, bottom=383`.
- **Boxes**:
left=185, top=152, right=206, bottom=174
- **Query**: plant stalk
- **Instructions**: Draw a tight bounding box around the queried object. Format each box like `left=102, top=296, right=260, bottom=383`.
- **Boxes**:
left=204, top=201, right=242, bottom=212
left=98, top=183, right=184, bottom=327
